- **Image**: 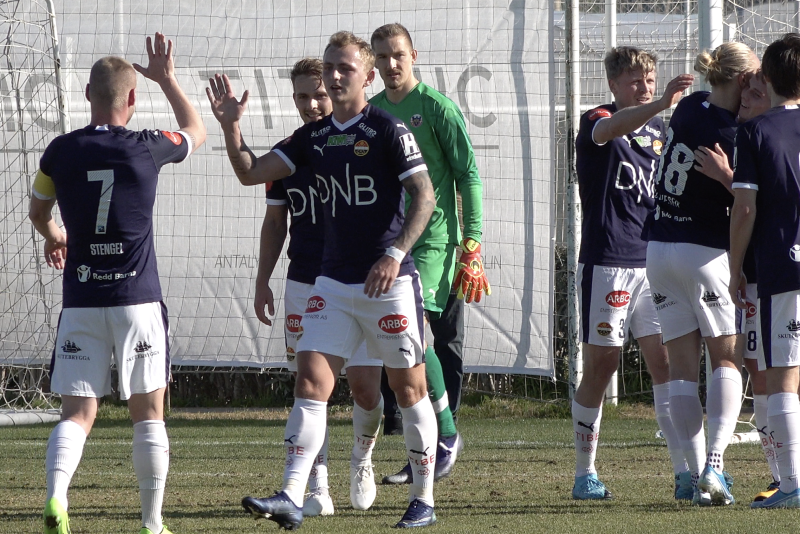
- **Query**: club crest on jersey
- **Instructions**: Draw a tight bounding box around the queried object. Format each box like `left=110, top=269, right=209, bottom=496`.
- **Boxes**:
left=286, top=314, right=302, bottom=333
left=410, top=114, right=423, bottom=127
left=379, top=314, right=409, bottom=334
left=354, top=140, right=369, bottom=156
left=596, top=322, right=612, bottom=336
left=653, top=139, right=663, bottom=155
left=605, top=290, right=631, bottom=308
left=160, top=131, right=183, bottom=145
left=305, top=296, right=326, bottom=313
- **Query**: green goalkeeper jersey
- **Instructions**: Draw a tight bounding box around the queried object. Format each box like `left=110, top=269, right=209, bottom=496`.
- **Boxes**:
left=370, top=82, right=483, bottom=245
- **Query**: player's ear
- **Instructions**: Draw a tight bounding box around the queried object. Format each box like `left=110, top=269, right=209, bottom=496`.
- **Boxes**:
left=411, top=48, right=418, bottom=64
left=128, top=87, right=136, bottom=107
left=364, top=69, right=375, bottom=88
left=85, top=84, right=91, bottom=102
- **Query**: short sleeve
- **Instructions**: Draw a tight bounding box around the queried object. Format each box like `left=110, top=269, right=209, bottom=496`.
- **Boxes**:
left=140, top=129, right=190, bottom=169
left=578, top=107, right=613, bottom=147
left=386, top=122, right=428, bottom=181
left=266, top=178, right=287, bottom=205
left=732, top=125, right=760, bottom=191
left=271, top=127, right=309, bottom=175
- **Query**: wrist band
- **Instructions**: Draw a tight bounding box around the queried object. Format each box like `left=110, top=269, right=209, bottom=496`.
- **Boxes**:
left=384, top=246, right=406, bottom=263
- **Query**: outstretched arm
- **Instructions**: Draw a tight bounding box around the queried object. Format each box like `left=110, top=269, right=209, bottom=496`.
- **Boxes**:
left=363, top=170, right=436, bottom=298
left=593, top=74, right=694, bottom=144
left=206, top=74, right=291, bottom=185
left=133, top=32, right=206, bottom=152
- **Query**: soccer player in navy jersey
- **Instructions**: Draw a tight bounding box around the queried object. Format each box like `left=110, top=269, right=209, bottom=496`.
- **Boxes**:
left=730, top=33, right=800, bottom=509
left=28, top=33, right=206, bottom=534
left=573, top=46, right=694, bottom=500
left=694, top=71, right=781, bottom=504
left=645, top=41, right=758, bottom=506
left=207, top=31, right=438, bottom=529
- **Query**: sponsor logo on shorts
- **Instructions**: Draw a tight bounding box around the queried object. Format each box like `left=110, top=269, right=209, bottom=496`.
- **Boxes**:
left=286, top=346, right=296, bottom=362
left=746, top=303, right=757, bottom=319
left=791, top=244, right=800, bottom=262
left=134, top=341, right=152, bottom=353
left=286, top=314, right=302, bottom=333
left=701, top=291, right=729, bottom=308
left=652, top=293, right=667, bottom=305
left=596, top=322, right=613, bottom=336
left=61, top=340, right=81, bottom=353
left=305, top=296, right=326, bottom=313
left=379, top=314, right=409, bottom=334
left=354, top=140, right=369, bottom=156
left=296, top=325, right=304, bottom=341
left=605, top=290, right=631, bottom=308
left=77, top=265, right=91, bottom=282
left=410, top=114, right=423, bottom=127
left=778, top=320, right=800, bottom=339
left=129, top=339, right=159, bottom=361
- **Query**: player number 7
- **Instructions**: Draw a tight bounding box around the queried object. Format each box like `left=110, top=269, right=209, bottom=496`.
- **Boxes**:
left=88, top=169, right=114, bottom=234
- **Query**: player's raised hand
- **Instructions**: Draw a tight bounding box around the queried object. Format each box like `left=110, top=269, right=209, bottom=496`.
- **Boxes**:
left=254, top=281, right=275, bottom=326
left=659, top=74, right=694, bottom=110
left=453, top=239, right=491, bottom=304
left=206, top=73, right=250, bottom=126
left=44, top=232, right=67, bottom=270
left=133, top=33, right=175, bottom=85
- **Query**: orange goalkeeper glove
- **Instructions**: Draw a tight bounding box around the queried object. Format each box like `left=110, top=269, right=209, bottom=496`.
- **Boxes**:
left=452, top=238, right=491, bottom=303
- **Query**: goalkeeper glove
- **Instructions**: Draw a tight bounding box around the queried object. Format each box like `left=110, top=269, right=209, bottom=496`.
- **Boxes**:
left=453, top=238, right=491, bottom=303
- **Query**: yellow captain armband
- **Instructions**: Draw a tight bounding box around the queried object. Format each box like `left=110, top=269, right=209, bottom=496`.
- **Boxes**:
left=32, top=169, right=56, bottom=200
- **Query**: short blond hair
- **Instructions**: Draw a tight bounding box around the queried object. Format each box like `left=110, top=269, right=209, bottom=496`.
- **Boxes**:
left=89, top=56, right=136, bottom=110
left=694, top=42, right=756, bottom=86
left=324, top=31, right=375, bottom=72
left=604, top=46, right=657, bottom=81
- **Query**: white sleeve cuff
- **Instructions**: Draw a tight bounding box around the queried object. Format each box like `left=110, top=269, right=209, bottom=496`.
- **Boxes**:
left=272, top=149, right=296, bottom=175
left=591, top=117, right=610, bottom=146
left=399, top=164, right=428, bottom=181
left=177, top=131, right=193, bottom=157
left=732, top=182, right=758, bottom=191
left=266, top=198, right=287, bottom=206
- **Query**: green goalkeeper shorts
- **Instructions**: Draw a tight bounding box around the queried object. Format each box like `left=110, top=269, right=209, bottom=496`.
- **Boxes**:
left=411, top=240, right=456, bottom=320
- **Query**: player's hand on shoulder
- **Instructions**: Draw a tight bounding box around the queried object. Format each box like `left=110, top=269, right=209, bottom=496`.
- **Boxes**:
left=453, top=238, right=491, bottom=304
left=364, top=255, right=401, bottom=299
left=133, top=32, right=175, bottom=85
left=660, top=74, right=694, bottom=110
left=694, top=143, right=732, bottom=184
left=254, top=281, right=275, bottom=326
left=206, top=73, right=250, bottom=126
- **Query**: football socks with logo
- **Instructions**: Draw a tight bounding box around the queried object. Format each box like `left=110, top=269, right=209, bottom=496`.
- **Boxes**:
left=768, top=392, right=800, bottom=493
left=572, top=400, right=602, bottom=477
left=653, top=383, right=689, bottom=474
left=352, top=395, right=383, bottom=466
left=282, top=398, right=328, bottom=507
left=399, top=396, right=437, bottom=507
left=132, top=420, right=169, bottom=534
left=307, top=427, right=330, bottom=494
left=424, top=346, right=457, bottom=438
left=668, top=380, right=706, bottom=479
left=45, top=419, right=87, bottom=510
left=754, top=394, right=781, bottom=483
left=705, top=367, right=742, bottom=473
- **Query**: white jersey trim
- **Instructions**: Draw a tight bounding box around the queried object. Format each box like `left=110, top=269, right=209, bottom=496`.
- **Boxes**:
left=266, top=198, right=287, bottom=206
left=332, top=113, right=364, bottom=131
left=272, top=149, right=296, bottom=175
left=177, top=130, right=193, bottom=156
left=591, top=116, right=610, bottom=146
left=732, top=182, right=758, bottom=191
left=399, top=164, right=428, bottom=181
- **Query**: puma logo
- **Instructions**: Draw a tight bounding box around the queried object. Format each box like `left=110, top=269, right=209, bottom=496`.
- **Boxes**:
left=314, top=144, right=325, bottom=156
left=410, top=447, right=430, bottom=456
left=284, top=435, right=297, bottom=445
left=577, top=421, right=595, bottom=432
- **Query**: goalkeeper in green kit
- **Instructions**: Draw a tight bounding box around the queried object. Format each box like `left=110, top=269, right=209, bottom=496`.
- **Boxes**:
left=368, top=23, right=489, bottom=484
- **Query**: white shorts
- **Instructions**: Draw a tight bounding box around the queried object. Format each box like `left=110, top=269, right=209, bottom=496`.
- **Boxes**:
left=646, top=242, right=741, bottom=342
left=759, top=290, right=800, bottom=369
left=577, top=263, right=660, bottom=346
left=743, top=283, right=762, bottom=362
left=297, top=275, right=425, bottom=369
left=50, top=302, right=169, bottom=400
left=283, top=279, right=380, bottom=371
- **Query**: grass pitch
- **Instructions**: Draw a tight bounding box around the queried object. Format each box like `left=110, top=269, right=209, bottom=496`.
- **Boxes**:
left=1, top=399, right=799, bottom=533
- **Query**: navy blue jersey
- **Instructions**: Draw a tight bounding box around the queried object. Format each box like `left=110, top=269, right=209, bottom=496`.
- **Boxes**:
left=576, top=103, right=664, bottom=267
left=646, top=91, right=738, bottom=249
left=273, top=104, right=427, bottom=284
left=35, top=125, right=189, bottom=308
left=732, top=105, right=800, bottom=297
left=265, top=161, right=324, bottom=285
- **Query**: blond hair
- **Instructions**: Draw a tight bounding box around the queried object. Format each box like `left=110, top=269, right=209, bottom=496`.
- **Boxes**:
left=694, top=42, right=756, bottom=86
left=89, top=56, right=136, bottom=110
left=324, top=31, right=375, bottom=72
left=604, top=46, right=657, bottom=81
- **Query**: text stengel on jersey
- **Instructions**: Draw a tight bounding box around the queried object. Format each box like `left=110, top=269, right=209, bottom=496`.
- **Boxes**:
left=315, top=163, right=377, bottom=216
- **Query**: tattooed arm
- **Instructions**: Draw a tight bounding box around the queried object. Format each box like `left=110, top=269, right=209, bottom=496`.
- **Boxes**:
left=364, top=170, right=436, bottom=298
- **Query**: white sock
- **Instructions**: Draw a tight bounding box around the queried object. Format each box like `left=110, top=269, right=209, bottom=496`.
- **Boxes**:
left=768, top=392, right=800, bottom=493
left=132, top=420, right=169, bottom=534
left=399, top=396, right=437, bottom=507
left=351, top=396, right=383, bottom=466
left=653, top=383, right=689, bottom=474
left=669, top=380, right=705, bottom=479
left=706, top=367, right=742, bottom=473
left=572, top=400, right=602, bottom=477
left=308, top=427, right=329, bottom=494
left=282, top=398, right=328, bottom=507
left=45, top=420, right=87, bottom=510
left=754, top=394, right=780, bottom=483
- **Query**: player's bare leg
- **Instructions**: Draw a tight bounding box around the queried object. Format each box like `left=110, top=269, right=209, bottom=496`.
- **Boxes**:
left=571, top=343, right=618, bottom=500
left=638, top=334, right=690, bottom=499
left=345, top=365, right=383, bottom=510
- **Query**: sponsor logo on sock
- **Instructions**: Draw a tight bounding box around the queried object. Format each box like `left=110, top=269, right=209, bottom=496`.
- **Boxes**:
left=577, top=421, right=595, bottom=432
left=410, top=447, right=430, bottom=456
left=285, top=435, right=297, bottom=445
